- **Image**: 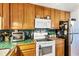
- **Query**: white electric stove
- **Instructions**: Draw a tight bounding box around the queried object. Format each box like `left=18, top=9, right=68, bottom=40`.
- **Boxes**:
left=34, top=32, right=55, bottom=56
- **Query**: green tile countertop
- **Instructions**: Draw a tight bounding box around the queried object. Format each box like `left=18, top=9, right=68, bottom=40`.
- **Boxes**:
left=0, top=42, right=15, bottom=49
left=0, top=39, right=35, bottom=49
left=13, top=39, right=34, bottom=44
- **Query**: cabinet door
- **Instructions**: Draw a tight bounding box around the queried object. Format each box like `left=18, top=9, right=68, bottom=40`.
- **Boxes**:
left=43, top=7, right=51, bottom=17
left=0, top=4, right=2, bottom=29
left=18, top=43, right=36, bottom=50
left=17, top=43, right=36, bottom=56
left=10, top=49, right=17, bottom=56
left=54, top=9, right=60, bottom=29
left=56, top=39, right=64, bottom=56
left=23, top=4, right=35, bottom=29
left=65, top=12, right=70, bottom=21
left=20, top=49, right=36, bottom=56
left=10, top=3, right=23, bottom=29
left=2, top=3, right=10, bottom=29
left=60, top=11, right=66, bottom=21
left=35, top=5, right=44, bottom=18
left=51, top=8, right=55, bottom=28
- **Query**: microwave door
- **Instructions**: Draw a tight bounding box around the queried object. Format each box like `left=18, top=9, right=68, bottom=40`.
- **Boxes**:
left=35, top=19, right=44, bottom=28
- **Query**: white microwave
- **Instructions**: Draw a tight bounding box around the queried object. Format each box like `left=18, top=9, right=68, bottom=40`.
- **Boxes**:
left=11, top=31, right=24, bottom=41
left=35, top=18, right=51, bottom=28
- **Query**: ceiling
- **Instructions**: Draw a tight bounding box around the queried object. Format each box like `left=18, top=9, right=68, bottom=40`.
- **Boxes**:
left=33, top=3, right=79, bottom=12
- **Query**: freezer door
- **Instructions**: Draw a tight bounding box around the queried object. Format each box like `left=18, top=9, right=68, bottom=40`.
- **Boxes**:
left=69, top=21, right=79, bottom=33
left=71, top=34, right=79, bottom=56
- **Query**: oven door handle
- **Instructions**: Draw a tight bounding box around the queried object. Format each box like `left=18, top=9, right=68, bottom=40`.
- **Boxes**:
left=40, top=44, right=53, bottom=47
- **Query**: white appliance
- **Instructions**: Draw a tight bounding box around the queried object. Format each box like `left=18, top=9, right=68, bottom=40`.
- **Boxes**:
left=35, top=18, right=51, bottom=28
left=69, top=18, right=79, bottom=56
left=11, top=30, right=24, bottom=41
left=34, top=32, right=55, bottom=56
left=36, top=41, right=55, bottom=56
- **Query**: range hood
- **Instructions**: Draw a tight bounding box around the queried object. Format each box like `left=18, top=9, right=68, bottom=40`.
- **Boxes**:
left=35, top=18, right=51, bottom=28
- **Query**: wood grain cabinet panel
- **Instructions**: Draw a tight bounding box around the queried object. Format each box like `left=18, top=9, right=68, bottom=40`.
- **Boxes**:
left=23, top=4, right=35, bottom=29
left=7, top=47, right=17, bottom=56
left=18, top=43, right=36, bottom=50
left=20, top=49, right=36, bottom=56
left=51, top=8, right=55, bottom=28
left=10, top=3, right=23, bottom=29
left=65, top=12, right=70, bottom=21
left=2, top=3, right=10, bottom=29
left=55, top=39, right=65, bottom=56
left=0, top=4, right=2, bottom=29
left=35, top=5, right=44, bottom=18
left=60, top=11, right=66, bottom=21
left=54, top=9, right=60, bottom=29
left=10, top=50, right=17, bottom=56
left=0, top=4, right=2, bottom=17
left=43, top=7, right=51, bottom=17
left=17, top=43, right=36, bottom=56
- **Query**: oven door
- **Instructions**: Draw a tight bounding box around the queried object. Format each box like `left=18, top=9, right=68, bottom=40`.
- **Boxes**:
left=39, top=43, right=55, bottom=56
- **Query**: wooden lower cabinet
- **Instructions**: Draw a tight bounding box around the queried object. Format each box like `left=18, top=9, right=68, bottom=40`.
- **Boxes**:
left=7, top=47, right=17, bottom=56
left=55, top=39, right=65, bottom=56
left=54, top=9, right=60, bottom=29
left=10, top=50, right=16, bottom=56
left=20, top=49, right=36, bottom=56
left=17, top=43, right=36, bottom=56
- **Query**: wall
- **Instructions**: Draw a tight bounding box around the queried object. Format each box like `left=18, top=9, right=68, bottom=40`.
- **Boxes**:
left=71, top=8, right=79, bottom=21
left=33, top=3, right=78, bottom=11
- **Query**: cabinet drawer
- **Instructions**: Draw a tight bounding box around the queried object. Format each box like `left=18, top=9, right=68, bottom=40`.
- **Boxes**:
left=18, top=43, right=35, bottom=50
left=21, top=49, right=35, bottom=52
left=21, top=49, right=36, bottom=56
left=56, top=45, right=64, bottom=56
left=22, top=51, right=35, bottom=56
left=55, top=39, right=64, bottom=44
left=56, top=44, right=64, bottom=48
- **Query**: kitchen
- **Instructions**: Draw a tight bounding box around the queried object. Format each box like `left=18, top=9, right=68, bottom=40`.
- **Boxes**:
left=0, top=3, right=78, bottom=56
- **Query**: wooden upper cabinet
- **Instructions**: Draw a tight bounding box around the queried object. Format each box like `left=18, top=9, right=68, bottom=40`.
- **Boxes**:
left=10, top=3, right=23, bottom=29
left=65, top=12, right=70, bottom=21
left=0, top=4, right=2, bottom=17
left=60, top=11, right=66, bottom=21
left=51, top=8, right=55, bottom=28
left=0, top=4, right=2, bottom=29
left=2, top=3, right=10, bottom=29
left=23, top=4, right=35, bottom=29
left=35, top=5, right=44, bottom=18
left=54, top=9, right=60, bottom=29
left=43, top=7, right=51, bottom=17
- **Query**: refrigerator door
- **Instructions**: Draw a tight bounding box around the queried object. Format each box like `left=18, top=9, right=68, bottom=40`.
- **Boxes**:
left=69, top=20, right=79, bottom=56
left=71, top=34, right=79, bottom=56
left=71, top=21, right=79, bottom=34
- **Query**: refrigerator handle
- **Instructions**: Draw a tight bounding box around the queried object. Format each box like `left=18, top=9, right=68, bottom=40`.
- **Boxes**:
left=71, top=34, right=73, bottom=44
